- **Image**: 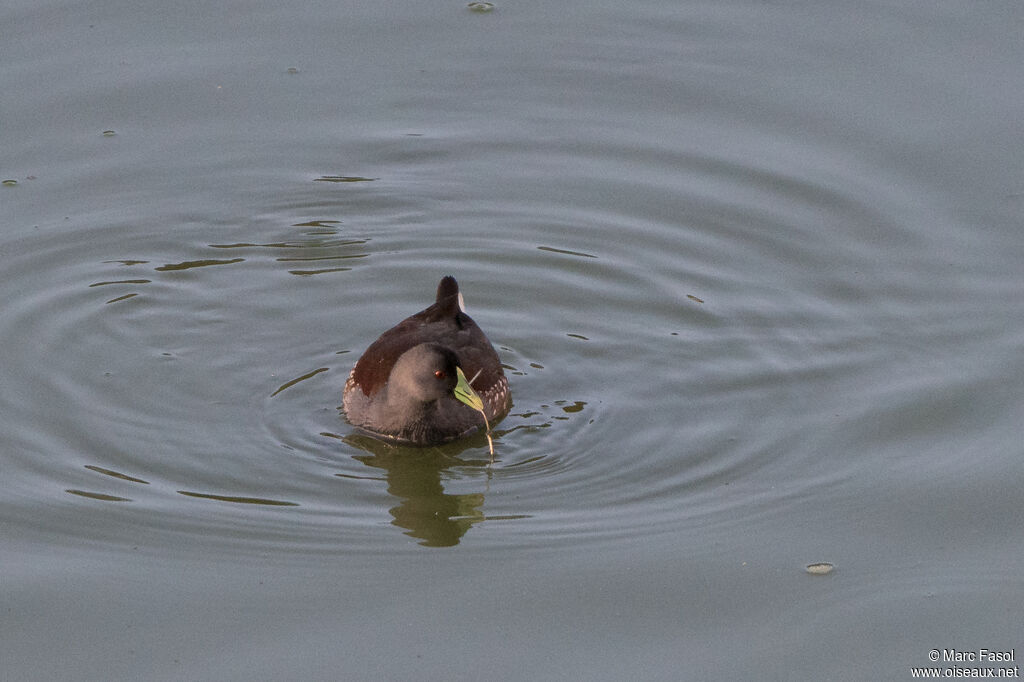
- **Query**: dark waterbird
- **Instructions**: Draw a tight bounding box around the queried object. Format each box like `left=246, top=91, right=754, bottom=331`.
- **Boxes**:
left=342, top=276, right=511, bottom=445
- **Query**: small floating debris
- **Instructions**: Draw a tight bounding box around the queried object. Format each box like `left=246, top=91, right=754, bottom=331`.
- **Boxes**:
left=177, top=491, right=299, bottom=506
left=66, top=489, right=132, bottom=502
left=105, top=293, right=139, bottom=304
left=271, top=367, right=329, bottom=397
left=467, top=1, right=494, bottom=12
left=292, top=219, right=341, bottom=229
left=154, top=257, right=244, bottom=271
left=286, top=67, right=299, bottom=74
left=288, top=266, right=352, bottom=277
left=85, top=464, right=150, bottom=484
left=537, top=245, right=598, bottom=259
left=314, top=175, right=377, bottom=183
left=102, top=130, right=116, bottom=136
left=88, top=278, right=152, bottom=287
left=686, top=294, right=704, bottom=304
left=2, top=179, right=17, bottom=187
left=559, top=400, right=586, bottom=414
left=805, top=562, right=835, bottom=575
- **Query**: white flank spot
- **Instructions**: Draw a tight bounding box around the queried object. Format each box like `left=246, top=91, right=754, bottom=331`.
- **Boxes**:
left=457, top=291, right=466, bottom=312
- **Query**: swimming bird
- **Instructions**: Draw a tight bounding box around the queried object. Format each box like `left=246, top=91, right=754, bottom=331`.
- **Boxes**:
left=342, top=276, right=511, bottom=445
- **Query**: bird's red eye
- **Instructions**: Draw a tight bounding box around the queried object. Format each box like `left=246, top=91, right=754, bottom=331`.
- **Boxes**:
left=434, top=370, right=445, bottom=379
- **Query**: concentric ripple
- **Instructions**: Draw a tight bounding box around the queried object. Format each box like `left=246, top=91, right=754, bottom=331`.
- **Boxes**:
left=1, top=114, right=1008, bottom=557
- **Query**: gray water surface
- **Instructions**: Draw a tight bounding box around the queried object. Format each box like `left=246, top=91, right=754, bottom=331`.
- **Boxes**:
left=3, top=1, right=1022, bottom=679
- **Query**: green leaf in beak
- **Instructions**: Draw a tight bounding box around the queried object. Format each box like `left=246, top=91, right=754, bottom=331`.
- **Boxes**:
left=453, top=366, right=495, bottom=458
left=453, top=366, right=485, bottom=412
